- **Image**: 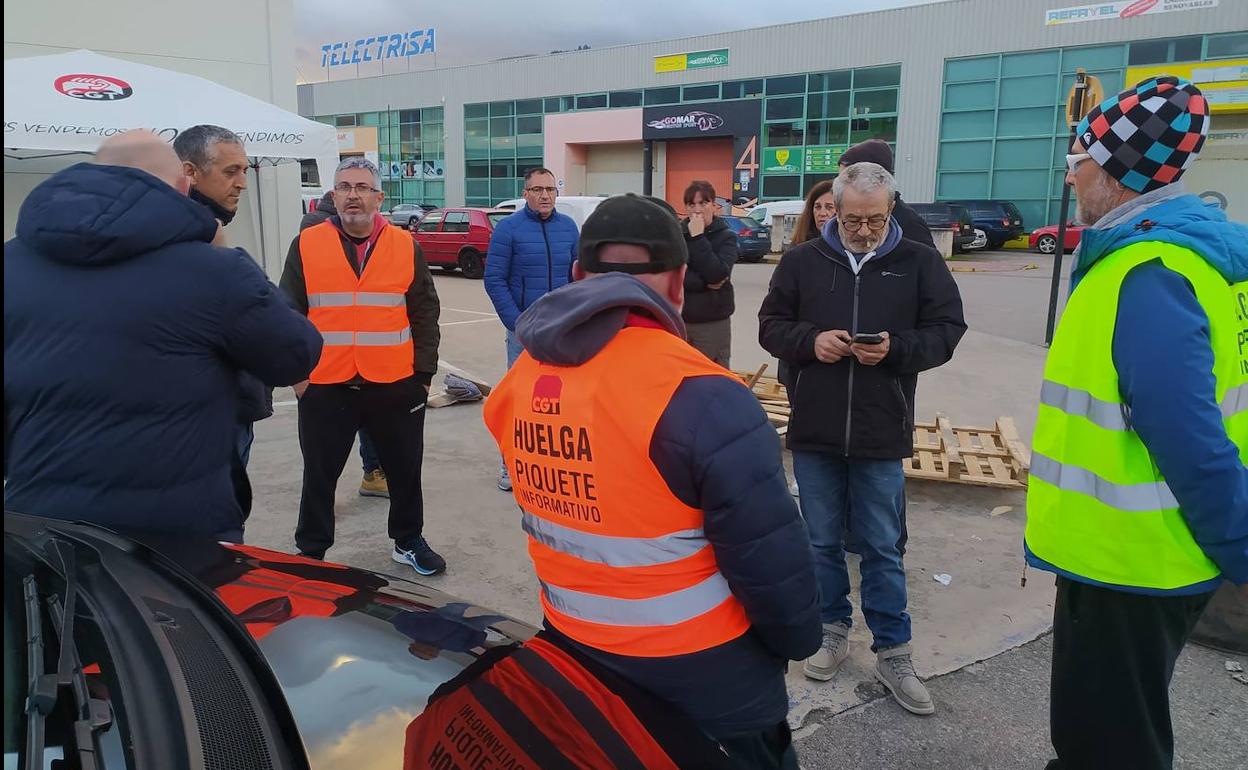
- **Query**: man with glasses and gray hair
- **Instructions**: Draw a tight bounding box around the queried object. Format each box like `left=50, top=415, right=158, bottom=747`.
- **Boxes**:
left=484, top=166, right=578, bottom=491
left=279, top=156, right=445, bottom=574
left=759, top=161, right=966, bottom=716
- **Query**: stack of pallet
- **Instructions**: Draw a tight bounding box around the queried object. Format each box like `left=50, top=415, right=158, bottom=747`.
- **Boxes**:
left=739, top=366, right=791, bottom=435
left=735, top=366, right=1031, bottom=490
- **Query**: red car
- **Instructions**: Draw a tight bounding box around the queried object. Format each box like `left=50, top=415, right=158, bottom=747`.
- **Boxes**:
left=1030, top=223, right=1087, bottom=254
left=411, top=207, right=509, bottom=279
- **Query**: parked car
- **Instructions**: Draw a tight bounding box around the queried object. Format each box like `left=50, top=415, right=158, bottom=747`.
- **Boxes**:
left=721, top=215, right=772, bottom=263
left=4, top=511, right=535, bottom=770
left=386, top=203, right=431, bottom=228
left=947, top=199, right=1025, bottom=248
left=909, top=203, right=977, bottom=253
left=411, top=207, right=509, bottom=279
left=494, top=196, right=606, bottom=228
left=746, top=199, right=805, bottom=227
left=1030, top=222, right=1087, bottom=254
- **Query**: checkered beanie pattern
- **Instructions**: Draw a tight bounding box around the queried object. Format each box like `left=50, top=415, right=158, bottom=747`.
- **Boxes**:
left=1075, top=76, right=1209, bottom=194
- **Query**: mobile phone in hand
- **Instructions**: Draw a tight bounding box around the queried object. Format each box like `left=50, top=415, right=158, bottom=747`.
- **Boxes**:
left=852, top=332, right=884, bottom=345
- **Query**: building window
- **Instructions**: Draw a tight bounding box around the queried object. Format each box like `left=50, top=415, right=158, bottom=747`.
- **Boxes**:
left=575, top=93, right=608, bottom=110
left=766, top=75, right=806, bottom=95
left=853, top=89, right=898, bottom=116
left=683, top=84, right=720, bottom=101
left=609, top=90, right=642, bottom=108
left=806, top=119, right=849, bottom=146
left=808, top=91, right=851, bottom=120
left=515, top=99, right=543, bottom=115
left=853, top=65, right=901, bottom=89
left=489, top=101, right=515, bottom=116
left=1128, top=36, right=1203, bottom=65
left=516, top=115, right=543, bottom=135
left=334, top=115, right=357, bottom=127
left=809, top=70, right=852, bottom=93
left=644, top=87, right=681, bottom=105
left=766, top=122, right=804, bottom=147
left=762, top=175, right=801, bottom=199
left=765, top=96, right=804, bottom=121
left=421, top=107, right=443, bottom=122
left=544, top=96, right=565, bottom=113
left=721, top=79, right=764, bottom=99
left=464, top=103, right=488, bottom=119
left=1207, top=32, right=1248, bottom=59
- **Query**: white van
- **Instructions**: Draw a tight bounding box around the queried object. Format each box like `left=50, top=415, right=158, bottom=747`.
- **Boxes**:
left=494, top=196, right=607, bottom=229
left=747, top=199, right=806, bottom=226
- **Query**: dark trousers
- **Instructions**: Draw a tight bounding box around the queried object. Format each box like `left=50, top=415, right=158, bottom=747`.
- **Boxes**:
left=295, top=378, right=428, bottom=556
left=718, top=722, right=798, bottom=770
left=359, top=430, right=380, bottom=473
left=1046, top=576, right=1214, bottom=770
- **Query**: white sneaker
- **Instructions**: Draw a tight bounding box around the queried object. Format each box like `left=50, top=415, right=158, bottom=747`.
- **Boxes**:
left=803, top=621, right=850, bottom=681
left=498, top=465, right=512, bottom=492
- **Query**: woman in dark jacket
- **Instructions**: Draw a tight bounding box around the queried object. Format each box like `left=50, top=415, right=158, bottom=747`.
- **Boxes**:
left=681, top=180, right=739, bottom=367
left=791, top=180, right=836, bottom=246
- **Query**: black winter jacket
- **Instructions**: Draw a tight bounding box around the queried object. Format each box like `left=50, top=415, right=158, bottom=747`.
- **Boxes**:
left=681, top=217, right=739, bottom=324
left=759, top=224, right=967, bottom=458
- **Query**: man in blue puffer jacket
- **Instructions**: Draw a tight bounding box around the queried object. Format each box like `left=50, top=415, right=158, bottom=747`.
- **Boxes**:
left=484, top=166, right=578, bottom=491
left=4, top=130, right=323, bottom=542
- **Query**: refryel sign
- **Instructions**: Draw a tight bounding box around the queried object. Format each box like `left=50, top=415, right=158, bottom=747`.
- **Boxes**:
left=1125, top=58, right=1248, bottom=114
left=1044, top=0, right=1218, bottom=26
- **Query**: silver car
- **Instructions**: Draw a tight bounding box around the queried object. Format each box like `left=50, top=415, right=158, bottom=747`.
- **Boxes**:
left=387, top=204, right=427, bottom=228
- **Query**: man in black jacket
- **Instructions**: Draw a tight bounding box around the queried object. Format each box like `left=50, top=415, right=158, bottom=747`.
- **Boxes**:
left=681, top=180, right=739, bottom=366
left=838, top=139, right=934, bottom=250
left=759, top=162, right=966, bottom=716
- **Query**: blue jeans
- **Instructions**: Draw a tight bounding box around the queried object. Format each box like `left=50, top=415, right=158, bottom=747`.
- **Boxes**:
left=505, top=329, right=523, bottom=368
left=359, top=430, right=380, bottom=473
left=792, top=452, right=910, bottom=650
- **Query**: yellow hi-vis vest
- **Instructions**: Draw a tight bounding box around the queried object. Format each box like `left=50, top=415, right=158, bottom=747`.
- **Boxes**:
left=1025, top=241, right=1248, bottom=591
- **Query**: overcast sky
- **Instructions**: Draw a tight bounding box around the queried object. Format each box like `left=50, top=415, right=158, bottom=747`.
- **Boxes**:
left=295, top=0, right=935, bottom=83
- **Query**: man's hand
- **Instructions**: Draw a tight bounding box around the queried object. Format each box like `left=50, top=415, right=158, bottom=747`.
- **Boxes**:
left=687, top=214, right=706, bottom=238
left=814, top=330, right=852, bottom=364
left=850, top=331, right=890, bottom=366
left=293, top=380, right=310, bottom=398
left=707, top=278, right=728, bottom=290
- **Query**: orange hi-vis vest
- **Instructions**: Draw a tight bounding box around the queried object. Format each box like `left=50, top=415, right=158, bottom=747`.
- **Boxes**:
left=483, top=326, right=752, bottom=658
left=299, top=222, right=414, bottom=384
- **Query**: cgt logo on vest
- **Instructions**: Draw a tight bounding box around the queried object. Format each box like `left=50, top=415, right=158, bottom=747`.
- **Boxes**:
left=531, top=375, right=563, bottom=415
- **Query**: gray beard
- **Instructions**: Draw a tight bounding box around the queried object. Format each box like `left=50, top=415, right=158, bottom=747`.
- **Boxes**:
left=340, top=211, right=373, bottom=233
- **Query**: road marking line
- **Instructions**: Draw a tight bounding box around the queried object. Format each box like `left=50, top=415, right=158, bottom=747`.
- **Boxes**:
left=439, top=318, right=498, bottom=327
left=442, top=307, right=497, bottom=317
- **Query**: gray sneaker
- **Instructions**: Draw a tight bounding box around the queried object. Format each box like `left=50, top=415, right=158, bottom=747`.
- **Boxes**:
left=803, top=621, right=851, bottom=681
left=875, top=643, right=934, bottom=715
left=498, top=465, right=512, bottom=492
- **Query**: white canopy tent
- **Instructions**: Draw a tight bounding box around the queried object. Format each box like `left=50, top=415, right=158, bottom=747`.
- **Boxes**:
left=3, top=49, right=339, bottom=269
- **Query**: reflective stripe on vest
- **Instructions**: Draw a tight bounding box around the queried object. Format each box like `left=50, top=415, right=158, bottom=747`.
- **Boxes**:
left=299, top=221, right=415, bottom=384
left=483, top=326, right=752, bottom=657
left=1026, top=240, right=1246, bottom=590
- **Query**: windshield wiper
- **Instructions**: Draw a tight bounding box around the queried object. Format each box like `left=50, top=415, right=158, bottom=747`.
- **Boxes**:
left=44, top=538, right=112, bottom=770
left=23, top=574, right=56, bottom=768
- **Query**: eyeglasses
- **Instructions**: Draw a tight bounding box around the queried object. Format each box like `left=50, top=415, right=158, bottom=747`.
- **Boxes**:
left=525, top=186, right=557, bottom=196
left=334, top=183, right=379, bottom=195
left=839, top=215, right=889, bottom=231
left=1065, top=153, right=1092, bottom=173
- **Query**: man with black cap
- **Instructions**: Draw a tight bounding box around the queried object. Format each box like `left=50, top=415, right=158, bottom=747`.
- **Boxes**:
left=838, top=139, right=933, bottom=249
left=1025, top=76, right=1246, bottom=770
left=483, top=194, right=821, bottom=769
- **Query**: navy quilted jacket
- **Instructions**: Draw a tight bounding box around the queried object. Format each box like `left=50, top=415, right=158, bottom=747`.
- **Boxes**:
left=4, top=163, right=322, bottom=539
left=484, top=204, right=579, bottom=330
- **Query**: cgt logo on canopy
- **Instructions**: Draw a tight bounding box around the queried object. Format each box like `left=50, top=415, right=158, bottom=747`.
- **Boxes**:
left=54, top=74, right=133, bottom=101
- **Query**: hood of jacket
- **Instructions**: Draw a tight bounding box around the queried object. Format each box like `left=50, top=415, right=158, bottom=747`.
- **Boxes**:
left=15, top=163, right=219, bottom=267
left=1073, top=187, right=1248, bottom=288
left=820, top=216, right=903, bottom=263
left=515, top=273, right=686, bottom=366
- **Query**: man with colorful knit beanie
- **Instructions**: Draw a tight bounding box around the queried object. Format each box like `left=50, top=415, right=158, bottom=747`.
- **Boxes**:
left=1024, top=76, right=1247, bottom=770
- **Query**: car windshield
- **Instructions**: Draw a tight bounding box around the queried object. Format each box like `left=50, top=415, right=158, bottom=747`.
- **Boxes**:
left=487, top=212, right=509, bottom=228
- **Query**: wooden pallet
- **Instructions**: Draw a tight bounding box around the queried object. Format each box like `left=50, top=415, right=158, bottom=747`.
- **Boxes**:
left=906, top=414, right=1030, bottom=489
left=735, top=369, right=1030, bottom=489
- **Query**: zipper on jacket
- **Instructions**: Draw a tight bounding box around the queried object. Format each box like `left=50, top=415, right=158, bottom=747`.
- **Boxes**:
left=541, top=219, right=553, bottom=291
left=844, top=273, right=862, bottom=456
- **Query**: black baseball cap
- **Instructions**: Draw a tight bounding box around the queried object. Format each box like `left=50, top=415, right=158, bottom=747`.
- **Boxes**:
left=578, top=194, right=688, bottom=275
